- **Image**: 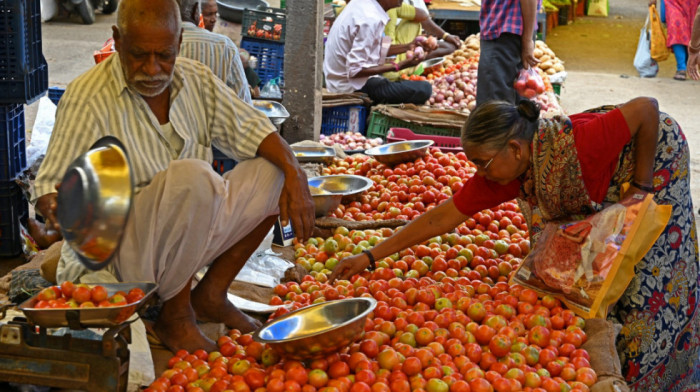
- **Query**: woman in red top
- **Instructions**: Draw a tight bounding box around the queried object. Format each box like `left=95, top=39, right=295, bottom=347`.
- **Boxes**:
left=330, top=98, right=699, bottom=391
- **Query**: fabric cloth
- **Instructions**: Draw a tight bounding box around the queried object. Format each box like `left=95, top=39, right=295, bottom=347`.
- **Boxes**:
left=160, top=122, right=183, bottom=159
left=358, top=77, right=432, bottom=105
left=35, top=54, right=275, bottom=199
left=664, top=0, right=700, bottom=47
left=672, top=43, right=689, bottom=70
left=453, top=109, right=629, bottom=216
left=8, top=269, right=52, bottom=303
left=476, top=33, right=522, bottom=106
left=57, top=158, right=284, bottom=301
left=480, top=0, right=528, bottom=40
left=179, top=21, right=252, bottom=103
left=323, top=0, right=390, bottom=93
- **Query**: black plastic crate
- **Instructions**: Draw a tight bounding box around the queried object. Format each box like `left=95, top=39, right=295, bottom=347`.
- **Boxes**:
left=0, top=0, right=48, bottom=104
left=242, top=7, right=286, bottom=42
left=240, top=37, right=284, bottom=86
left=0, top=104, right=26, bottom=182
left=48, top=86, right=65, bottom=106
left=0, top=180, right=28, bottom=257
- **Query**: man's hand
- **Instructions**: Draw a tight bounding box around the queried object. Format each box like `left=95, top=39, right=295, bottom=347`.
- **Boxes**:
left=328, top=253, right=370, bottom=283
left=521, top=39, right=539, bottom=69
left=688, top=51, right=700, bottom=80
left=35, top=187, right=61, bottom=232
left=444, top=34, right=462, bottom=49
left=400, top=55, right=424, bottom=69
left=278, top=168, right=315, bottom=241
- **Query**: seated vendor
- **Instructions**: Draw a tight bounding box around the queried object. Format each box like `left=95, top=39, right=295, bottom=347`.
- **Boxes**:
left=323, top=0, right=433, bottom=105
left=34, top=0, right=314, bottom=353
left=383, top=0, right=461, bottom=80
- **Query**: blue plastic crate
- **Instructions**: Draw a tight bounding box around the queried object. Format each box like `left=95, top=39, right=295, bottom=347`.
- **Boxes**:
left=240, top=37, right=284, bottom=86
left=48, top=86, right=65, bottom=106
left=321, top=105, right=367, bottom=135
left=212, top=147, right=237, bottom=175
left=0, top=0, right=48, bottom=104
left=0, top=180, right=28, bottom=257
left=0, top=104, right=26, bottom=181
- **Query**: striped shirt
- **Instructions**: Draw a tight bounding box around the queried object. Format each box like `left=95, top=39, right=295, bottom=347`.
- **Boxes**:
left=179, top=21, right=252, bottom=103
left=480, top=0, right=539, bottom=40
left=34, top=54, right=274, bottom=199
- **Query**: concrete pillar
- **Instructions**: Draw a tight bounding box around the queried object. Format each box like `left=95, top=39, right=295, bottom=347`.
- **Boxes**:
left=280, top=0, right=324, bottom=143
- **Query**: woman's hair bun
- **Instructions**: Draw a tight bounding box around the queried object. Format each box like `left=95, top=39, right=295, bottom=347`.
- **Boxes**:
left=516, top=99, right=541, bottom=122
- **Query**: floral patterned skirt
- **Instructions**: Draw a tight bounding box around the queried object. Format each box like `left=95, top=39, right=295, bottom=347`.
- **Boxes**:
left=608, top=112, right=700, bottom=392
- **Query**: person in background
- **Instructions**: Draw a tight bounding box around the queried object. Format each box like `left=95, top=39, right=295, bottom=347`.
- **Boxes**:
left=35, top=0, right=314, bottom=352
left=650, top=0, right=700, bottom=80
left=324, top=0, right=433, bottom=104
left=200, top=0, right=218, bottom=31
left=240, top=49, right=261, bottom=98
left=476, top=0, right=539, bottom=106
left=686, top=4, right=700, bottom=80
left=382, top=0, right=461, bottom=80
left=330, top=97, right=699, bottom=392
left=177, top=0, right=252, bottom=103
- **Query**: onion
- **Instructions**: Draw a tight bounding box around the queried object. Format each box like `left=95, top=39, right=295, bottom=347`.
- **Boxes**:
left=455, top=90, right=465, bottom=101
left=435, top=93, right=444, bottom=103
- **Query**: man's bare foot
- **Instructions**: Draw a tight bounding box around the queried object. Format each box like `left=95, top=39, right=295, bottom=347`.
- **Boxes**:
left=191, top=285, right=262, bottom=333
left=153, top=304, right=217, bottom=353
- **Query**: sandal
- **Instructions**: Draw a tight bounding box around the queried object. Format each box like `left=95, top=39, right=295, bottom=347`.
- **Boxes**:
left=674, top=70, right=687, bottom=81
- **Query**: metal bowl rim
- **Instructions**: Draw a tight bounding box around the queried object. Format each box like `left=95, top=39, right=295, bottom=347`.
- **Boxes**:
left=252, top=297, right=377, bottom=344
left=307, top=174, right=374, bottom=195
left=363, top=140, right=435, bottom=156
left=421, top=57, right=445, bottom=68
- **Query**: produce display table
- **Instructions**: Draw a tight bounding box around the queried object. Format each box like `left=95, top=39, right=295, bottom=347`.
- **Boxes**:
left=429, top=0, right=548, bottom=40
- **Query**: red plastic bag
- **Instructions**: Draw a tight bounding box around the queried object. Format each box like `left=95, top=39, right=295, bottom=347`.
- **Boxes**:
left=93, top=38, right=115, bottom=65
left=514, top=68, right=545, bottom=99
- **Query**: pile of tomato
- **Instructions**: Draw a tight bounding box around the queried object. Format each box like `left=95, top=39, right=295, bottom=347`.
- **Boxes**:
left=145, top=149, right=599, bottom=392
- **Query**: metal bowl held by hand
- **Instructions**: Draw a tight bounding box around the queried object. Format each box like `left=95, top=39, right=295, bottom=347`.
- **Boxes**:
left=310, top=185, right=342, bottom=217
left=253, top=100, right=290, bottom=126
left=308, top=174, right=373, bottom=204
left=364, top=140, right=434, bottom=166
left=253, top=297, right=377, bottom=360
left=56, top=136, right=134, bottom=271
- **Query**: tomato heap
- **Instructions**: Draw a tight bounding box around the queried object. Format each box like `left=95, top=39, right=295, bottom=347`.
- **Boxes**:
left=32, top=282, right=145, bottom=309
left=323, top=149, right=473, bottom=222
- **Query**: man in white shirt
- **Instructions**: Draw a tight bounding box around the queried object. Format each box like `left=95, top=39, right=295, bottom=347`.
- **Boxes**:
left=323, top=0, right=433, bottom=104
left=35, top=0, right=314, bottom=353
left=177, top=0, right=251, bottom=103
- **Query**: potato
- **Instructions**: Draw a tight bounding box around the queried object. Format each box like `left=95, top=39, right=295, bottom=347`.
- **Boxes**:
left=539, top=54, right=551, bottom=63
left=539, top=60, right=553, bottom=70
left=546, top=68, right=556, bottom=75
left=553, top=63, right=565, bottom=72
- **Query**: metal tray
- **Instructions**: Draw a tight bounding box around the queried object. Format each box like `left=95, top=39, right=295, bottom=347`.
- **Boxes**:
left=253, top=100, right=290, bottom=126
left=292, top=146, right=337, bottom=164
left=18, top=282, right=158, bottom=329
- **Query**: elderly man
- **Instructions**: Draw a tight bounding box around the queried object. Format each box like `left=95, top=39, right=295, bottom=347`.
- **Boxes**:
left=323, top=0, right=433, bottom=104
left=177, top=0, right=251, bottom=103
left=200, top=0, right=218, bottom=32
left=35, top=0, right=314, bottom=352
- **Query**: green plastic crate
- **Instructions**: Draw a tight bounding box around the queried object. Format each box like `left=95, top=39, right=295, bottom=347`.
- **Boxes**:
left=366, top=111, right=461, bottom=141
left=552, top=83, right=561, bottom=96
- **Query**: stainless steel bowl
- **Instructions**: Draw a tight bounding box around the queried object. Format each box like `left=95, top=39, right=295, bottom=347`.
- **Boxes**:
left=421, top=57, right=445, bottom=71
left=253, top=297, right=377, bottom=360
left=19, top=282, right=157, bottom=328
left=310, top=186, right=342, bottom=217
left=217, top=0, right=269, bottom=22
left=253, top=100, right=290, bottom=125
left=56, top=137, right=134, bottom=270
left=308, top=175, right=374, bottom=204
left=293, top=146, right=336, bottom=165
left=364, top=140, right=435, bottom=166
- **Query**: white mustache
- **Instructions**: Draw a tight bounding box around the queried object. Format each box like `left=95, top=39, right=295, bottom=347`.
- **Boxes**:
left=132, top=74, right=169, bottom=83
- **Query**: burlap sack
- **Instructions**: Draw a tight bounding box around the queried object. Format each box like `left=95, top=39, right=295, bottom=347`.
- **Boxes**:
left=372, top=104, right=470, bottom=129
left=38, top=240, right=64, bottom=284
left=313, top=217, right=407, bottom=239
left=582, top=318, right=630, bottom=392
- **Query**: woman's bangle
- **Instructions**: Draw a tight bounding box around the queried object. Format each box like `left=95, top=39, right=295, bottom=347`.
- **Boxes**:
left=632, top=180, right=654, bottom=193
left=442, top=32, right=450, bottom=40
left=363, top=250, right=376, bottom=271
left=391, top=60, right=400, bottom=72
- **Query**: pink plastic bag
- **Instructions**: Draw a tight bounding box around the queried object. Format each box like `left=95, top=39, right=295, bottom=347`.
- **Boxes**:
left=514, top=68, right=545, bottom=99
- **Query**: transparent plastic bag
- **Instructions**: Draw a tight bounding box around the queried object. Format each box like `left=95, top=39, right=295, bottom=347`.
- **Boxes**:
left=260, top=77, right=282, bottom=99
left=514, top=68, right=545, bottom=99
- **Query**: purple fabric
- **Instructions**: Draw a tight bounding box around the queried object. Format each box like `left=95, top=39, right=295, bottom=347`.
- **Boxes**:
left=480, top=0, right=540, bottom=40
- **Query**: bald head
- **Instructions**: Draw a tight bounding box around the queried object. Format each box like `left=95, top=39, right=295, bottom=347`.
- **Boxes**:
left=117, top=0, right=182, bottom=37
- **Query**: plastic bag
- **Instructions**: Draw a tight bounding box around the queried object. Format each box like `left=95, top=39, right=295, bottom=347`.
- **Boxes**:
left=634, top=16, right=659, bottom=77
left=649, top=5, right=670, bottom=62
left=514, top=68, right=545, bottom=99
left=260, top=77, right=282, bottom=99
left=510, top=192, right=671, bottom=319
left=587, top=0, right=609, bottom=17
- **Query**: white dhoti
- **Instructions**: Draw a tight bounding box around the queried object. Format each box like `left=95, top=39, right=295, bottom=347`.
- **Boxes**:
left=57, top=157, right=284, bottom=301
